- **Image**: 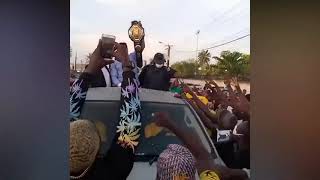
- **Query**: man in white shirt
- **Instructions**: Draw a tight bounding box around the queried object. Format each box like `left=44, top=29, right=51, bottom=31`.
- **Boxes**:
left=84, top=63, right=112, bottom=88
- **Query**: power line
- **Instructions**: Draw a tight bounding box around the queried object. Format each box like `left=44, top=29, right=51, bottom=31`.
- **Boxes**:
left=200, top=27, right=250, bottom=49
left=174, top=34, right=250, bottom=53
left=203, top=34, right=250, bottom=50
left=173, top=1, right=248, bottom=53
left=201, top=0, right=243, bottom=30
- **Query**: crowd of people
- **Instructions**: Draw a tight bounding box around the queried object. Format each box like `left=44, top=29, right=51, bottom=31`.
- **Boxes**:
left=69, top=33, right=250, bottom=179
left=170, top=78, right=250, bottom=170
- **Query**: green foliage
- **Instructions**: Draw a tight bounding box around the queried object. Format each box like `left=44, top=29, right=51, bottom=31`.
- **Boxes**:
left=171, top=51, right=250, bottom=80
left=197, top=50, right=211, bottom=66
left=171, top=59, right=198, bottom=78
left=242, top=54, right=250, bottom=78
left=213, top=51, right=250, bottom=79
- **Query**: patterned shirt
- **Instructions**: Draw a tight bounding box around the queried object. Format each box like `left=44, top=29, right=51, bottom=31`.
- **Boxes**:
left=69, top=69, right=141, bottom=152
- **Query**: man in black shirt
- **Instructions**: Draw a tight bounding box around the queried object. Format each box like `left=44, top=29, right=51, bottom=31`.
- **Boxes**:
left=139, top=53, right=176, bottom=91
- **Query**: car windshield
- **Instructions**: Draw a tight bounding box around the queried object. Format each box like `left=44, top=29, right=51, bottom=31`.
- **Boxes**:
left=80, top=101, right=212, bottom=161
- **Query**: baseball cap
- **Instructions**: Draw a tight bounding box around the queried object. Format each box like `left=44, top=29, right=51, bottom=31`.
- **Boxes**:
left=153, top=53, right=166, bottom=64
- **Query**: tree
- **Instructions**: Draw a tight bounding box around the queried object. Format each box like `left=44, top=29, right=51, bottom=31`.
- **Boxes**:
left=171, top=59, right=198, bottom=78
left=197, top=50, right=211, bottom=66
left=242, top=54, right=250, bottom=78
left=213, top=51, right=249, bottom=79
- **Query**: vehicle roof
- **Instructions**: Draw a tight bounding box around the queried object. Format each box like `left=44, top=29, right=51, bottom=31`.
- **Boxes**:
left=86, top=87, right=185, bottom=104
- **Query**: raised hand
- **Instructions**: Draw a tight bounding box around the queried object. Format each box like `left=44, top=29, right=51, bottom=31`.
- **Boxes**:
left=113, top=42, right=129, bottom=64
left=231, top=77, right=242, bottom=93
left=228, top=90, right=250, bottom=115
left=153, top=112, right=173, bottom=129
left=231, top=77, right=239, bottom=87
left=85, top=40, right=114, bottom=74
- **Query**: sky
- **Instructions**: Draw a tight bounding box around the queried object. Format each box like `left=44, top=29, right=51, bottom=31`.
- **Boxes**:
left=70, top=0, right=250, bottom=65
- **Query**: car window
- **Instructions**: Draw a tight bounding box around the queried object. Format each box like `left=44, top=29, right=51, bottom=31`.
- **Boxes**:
left=80, top=101, right=212, bottom=159
left=80, top=101, right=121, bottom=156
left=137, top=102, right=211, bottom=157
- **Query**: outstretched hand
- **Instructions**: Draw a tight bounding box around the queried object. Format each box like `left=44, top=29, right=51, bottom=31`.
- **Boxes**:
left=228, top=86, right=250, bottom=114
left=208, top=80, right=229, bottom=107
left=85, top=40, right=114, bottom=74
left=152, top=112, right=174, bottom=130
left=113, top=42, right=130, bottom=64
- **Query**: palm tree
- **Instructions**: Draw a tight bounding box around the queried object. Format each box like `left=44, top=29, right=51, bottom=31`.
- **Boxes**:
left=197, top=50, right=211, bottom=66
left=213, top=51, right=249, bottom=78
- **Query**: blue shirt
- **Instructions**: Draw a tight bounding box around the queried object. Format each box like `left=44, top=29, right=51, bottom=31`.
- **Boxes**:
left=110, top=52, right=140, bottom=86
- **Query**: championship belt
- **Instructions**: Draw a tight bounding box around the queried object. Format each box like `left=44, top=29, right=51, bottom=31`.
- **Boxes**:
left=128, top=20, right=145, bottom=68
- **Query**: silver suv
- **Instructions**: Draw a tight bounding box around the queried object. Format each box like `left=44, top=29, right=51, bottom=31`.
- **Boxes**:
left=80, top=87, right=225, bottom=180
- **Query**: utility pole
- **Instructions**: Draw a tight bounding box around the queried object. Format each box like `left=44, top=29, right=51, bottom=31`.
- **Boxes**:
left=165, top=44, right=173, bottom=67
left=195, top=30, right=200, bottom=61
left=80, top=59, right=83, bottom=72
left=195, top=30, right=200, bottom=78
left=74, top=51, right=77, bottom=71
left=159, top=41, right=173, bottom=67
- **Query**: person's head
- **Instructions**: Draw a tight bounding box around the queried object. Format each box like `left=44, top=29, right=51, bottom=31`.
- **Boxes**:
left=157, top=144, right=196, bottom=180
left=222, top=90, right=229, bottom=97
left=153, top=53, right=166, bottom=68
left=70, top=120, right=101, bottom=178
left=245, top=94, right=250, bottom=101
left=243, top=89, right=247, bottom=95
left=218, top=110, right=238, bottom=130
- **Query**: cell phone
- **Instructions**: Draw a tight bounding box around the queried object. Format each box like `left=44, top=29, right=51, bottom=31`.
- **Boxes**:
left=101, top=34, right=116, bottom=59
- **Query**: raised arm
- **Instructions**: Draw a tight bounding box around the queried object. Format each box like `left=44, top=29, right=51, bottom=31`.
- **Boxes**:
left=113, top=43, right=141, bottom=151
left=70, top=40, right=114, bottom=121
left=182, top=84, right=219, bottom=124
left=181, top=93, right=217, bottom=129
left=231, top=77, right=242, bottom=94
left=153, top=112, right=248, bottom=180
left=226, top=83, right=250, bottom=120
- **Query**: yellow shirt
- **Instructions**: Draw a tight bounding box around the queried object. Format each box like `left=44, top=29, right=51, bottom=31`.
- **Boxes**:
left=199, top=170, right=220, bottom=180
left=185, top=93, right=209, bottom=105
